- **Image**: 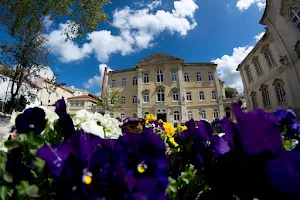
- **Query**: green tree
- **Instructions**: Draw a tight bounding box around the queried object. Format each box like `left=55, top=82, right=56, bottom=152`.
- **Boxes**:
left=0, top=0, right=111, bottom=107
left=97, top=90, right=122, bottom=112
left=225, top=87, right=238, bottom=98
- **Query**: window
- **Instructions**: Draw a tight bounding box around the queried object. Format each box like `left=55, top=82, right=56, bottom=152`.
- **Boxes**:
left=133, top=77, right=137, bottom=85
left=144, top=112, right=149, bottom=118
left=110, top=113, right=114, bottom=118
left=199, top=91, right=205, bottom=100
left=289, top=7, right=300, bottom=32
left=174, top=111, right=180, bottom=121
left=173, top=91, right=179, bottom=101
left=143, top=93, right=149, bottom=103
left=254, top=60, right=263, bottom=76
left=213, top=109, right=219, bottom=119
left=188, top=111, right=193, bottom=120
left=264, top=50, right=275, bottom=68
left=245, top=67, right=253, bottom=83
left=120, top=113, right=125, bottom=120
left=173, top=122, right=178, bottom=128
left=157, top=88, right=165, bottom=102
left=171, top=72, right=177, bottom=82
left=122, top=78, right=126, bottom=87
left=186, top=92, right=192, bottom=101
left=275, top=81, right=285, bottom=104
left=121, top=96, right=126, bottom=104
left=196, top=72, right=202, bottom=82
left=208, top=72, right=214, bottom=81
left=132, top=96, right=137, bottom=104
left=144, top=73, right=149, bottom=83
left=199, top=109, right=206, bottom=119
left=157, top=70, right=164, bottom=82
left=111, top=80, right=116, bottom=88
left=251, top=92, right=258, bottom=109
left=261, top=86, right=271, bottom=107
left=211, top=91, right=217, bottom=100
left=184, top=72, right=190, bottom=82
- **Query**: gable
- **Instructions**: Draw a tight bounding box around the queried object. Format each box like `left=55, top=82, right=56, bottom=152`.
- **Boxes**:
left=136, top=52, right=184, bottom=65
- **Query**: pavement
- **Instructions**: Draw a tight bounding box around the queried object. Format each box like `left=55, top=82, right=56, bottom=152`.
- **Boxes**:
left=0, top=116, right=10, bottom=141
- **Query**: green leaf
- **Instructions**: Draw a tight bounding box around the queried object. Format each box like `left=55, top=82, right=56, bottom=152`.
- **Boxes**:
left=3, top=173, right=12, bottom=183
left=0, top=186, right=8, bottom=200
left=26, top=185, right=39, bottom=198
left=33, top=157, right=45, bottom=173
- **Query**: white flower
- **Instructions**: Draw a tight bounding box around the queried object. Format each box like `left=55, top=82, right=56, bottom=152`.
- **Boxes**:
left=76, top=110, right=93, bottom=122
left=81, top=120, right=105, bottom=138
left=43, top=109, right=59, bottom=130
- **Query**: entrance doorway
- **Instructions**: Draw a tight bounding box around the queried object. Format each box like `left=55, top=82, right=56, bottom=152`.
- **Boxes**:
left=157, top=113, right=167, bottom=122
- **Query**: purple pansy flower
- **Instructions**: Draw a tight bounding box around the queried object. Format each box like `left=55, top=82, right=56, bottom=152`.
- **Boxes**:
left=37, top=131, right=119, bottom=199
left=273, top=108, right=300, bottom=138
left=112, top=128, right=168, bottom=199
left=232, top=104, right=282, bottom=155
left=219, top=117, right=236, bottom=146
left=15, top=107, right=46, bottom=134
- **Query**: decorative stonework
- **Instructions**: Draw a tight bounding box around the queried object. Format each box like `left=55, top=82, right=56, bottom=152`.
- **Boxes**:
left=137, top=52, right=184, bottom=65
left=295, top=40, right=300, bottom=59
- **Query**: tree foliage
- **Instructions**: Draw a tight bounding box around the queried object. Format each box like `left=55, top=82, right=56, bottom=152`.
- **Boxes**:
left=97, top=90, right=122, bottom=112
left=225, top=87, right=238, bottom=98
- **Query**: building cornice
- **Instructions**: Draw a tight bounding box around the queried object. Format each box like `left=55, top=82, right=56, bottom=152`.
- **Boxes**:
left=108, top=68, right=136, bottom=74
left=259, top=0, right=270, bottom=25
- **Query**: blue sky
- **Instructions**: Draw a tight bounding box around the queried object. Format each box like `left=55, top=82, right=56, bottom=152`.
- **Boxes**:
left=44, top=0, right=266, bottom=95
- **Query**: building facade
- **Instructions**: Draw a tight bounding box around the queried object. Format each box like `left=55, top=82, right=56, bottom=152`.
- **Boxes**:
left=67, top=94, right=101, bottom=115
left=237, top=0, right=300, bottom=116
left=107, top=52, right=226, bottom=126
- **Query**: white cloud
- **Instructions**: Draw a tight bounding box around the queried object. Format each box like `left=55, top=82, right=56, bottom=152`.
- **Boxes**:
left=46, top=0, right=198, bottom=63
left=236, top=0, right=266, bottom=11
left=147, top=0, right=162, bottom=10
left=43, top=16, right=53, bottom=31
left=211, top=32, right=264, bottom=92
left=254, top=31, right=265, bottom=42
left=84, top=64, right=113, bottom=89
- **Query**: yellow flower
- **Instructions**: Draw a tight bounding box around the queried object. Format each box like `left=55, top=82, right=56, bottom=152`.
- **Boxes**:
left=177, top=124, right=187, bottom=132
left=169, top=137, right=179, bottom=147
left=158, top=119, right=164, bottom=123
left=163, top=122, right=176, bottom=137
left=145, top=114, right=156, bottom=124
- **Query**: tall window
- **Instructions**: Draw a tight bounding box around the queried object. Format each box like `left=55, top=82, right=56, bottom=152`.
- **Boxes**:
left=173, top=91, right=179, bottom=101
left=171, top=72, right=177, bottom=82
left=199, top=91, right=205, bottom=100
left=122, top=78, right=126, bottom=87
left=264, top=50, right=275, bottom=68
left=186, top=92, right=192, bottom=101
left=208, top=72, right=214, bottom=81
left=289, top=6, right=300, bottom=32
left=196, top=72, right=202, bottom=82
left=121, top=96, right=126, bottom=104
left=111, top=80, right=116, bottom=88
left=251, top=92, right=258, bottom=109
left=213, top=109, right=219, bottom=119
left=261, top=86, right=271, bottom=107
left=132, top=96, right=137, bottom=104
left=184, top=72, right=190, bottom=82
left=188, top=111, right=193, bottom=120
left=157, top=88, right=165, bottom=102
left=110, top=113, right=114, bottom=118
left=174, top=111, right=180, bottom=121
left=245, top=67, right=253, bottom=83
left=211, top=91, right=217, bottom=100
left=143, top=93, right=149, bottom=103
left=144, top=73, right=149, bottom=83
left=157, top=70, right=164, bottom=82
left=275, top=81, right=285, bottom=104
left=133, top=77, right=137, bottom=85
left=199, top=109, right=206, bottom=119
left=120, top=113, right=125, bottom=120
left=254, top=60, right=263, bottom=76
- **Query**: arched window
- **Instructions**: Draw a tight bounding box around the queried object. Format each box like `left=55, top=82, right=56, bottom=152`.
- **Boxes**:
left=250, top=92, right=258, bottom=109
left=208, top=72, right=214, bottom=81
left=188, top=111, right=193, bottom=120
left=211, top=91, right=217, bottom=100
left=289, top=6, right=300, bottom=32
left=143, top=73, right=149, bottom=83
left=199, top=91, right=205, bottom=100
left=120, top=113, right=125, bottom=120
left=199, top=109, right=206, bottom=119
left=275, top=81, right=286, bottom=104
left=264, top=49, right=275, bottom=67
left=184, top=72, right=190, bottom=82
left=121, top=96, right=125, bottom=104
left=157, top=70, right=164, bottom=82
left=173, top=91, right=179, bottom=101
left=213, top=109, right=219, bottom=119
left=245, top=65, right=253, bottom=83
left=143, top=92, right=149, bottom=103
left=157, top=88, right=165, bottom=102
left=111, top=80, right=116, bottom=88
left=196, top=72, right=202, bottom=82
left=132, top=96, right=137, bottom=104
left=174, top=111, right=180, bottom=121
left=186, top=92, right=192, bottom=101
left=261, top=85, right=271, bottom=107
left=254, top=60, right=263, bottom=76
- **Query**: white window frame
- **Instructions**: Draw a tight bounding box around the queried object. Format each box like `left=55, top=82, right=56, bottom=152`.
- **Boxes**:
left=208, top=72, right=214, bottom=81
left=186, top=92, right=192, bottom=101
left=143, top=73, right=149, bottom=83
left=213, top=109, right=219, bottom=119
left=211, top=91, right=217, bottom=100
left=120, top=113, right=125, bottom=120
left=132, top=96, right=137, bottom=104
left=174, top=111, right=180, bottom=121
left=245, top=67, right=253, bottom=83
left=188, top=111, right=193, bottom=120
left=121, top=78, right=126, bottom=87
left=121, top=96, right=126, bottom=104
left=196, top=72, right=202, bottom=82
left=184, top=72, right=190, bottom=82
left=173, top=91, right=179, bottom=102
left=199, top=91, right=205, bottom=101
left=275, top=81, right=285, bottom=104
left=262, top=87, right=271, bottom=107
left=111, top=80, right=116, bottom=88
left=199, top=110, right=206, bottom=119
left=171, top=71, right=177, bottom=82
left=157, top=70, right=164, bottom=83
left=254, top=60, right=262, bottom=76
left=157, top=88, right=165, bottom=102
left=289, top=6, right=300, bottom=32
left=133, top=77, right=137, bottom=85
left=143, top=93, right=150, bottom=103
left=264, top=50, right=275, bottom=68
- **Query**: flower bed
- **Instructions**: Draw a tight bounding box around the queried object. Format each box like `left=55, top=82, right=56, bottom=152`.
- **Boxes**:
left=0, top=98, right=300, bottom=199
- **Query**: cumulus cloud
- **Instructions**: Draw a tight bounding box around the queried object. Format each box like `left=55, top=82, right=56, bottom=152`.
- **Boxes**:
left=46, top=0, right=198, bottom=63
left=211, top=32, right=264, bottom=92
left=254, top=31, right=265, bottom=42
left=236, top=0, right=266, bottom=11
left=84, top=64, right=113, bottom=89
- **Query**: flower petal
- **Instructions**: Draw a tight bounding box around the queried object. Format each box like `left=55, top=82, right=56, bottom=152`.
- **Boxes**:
left=81, top=120, right=105, bottom=138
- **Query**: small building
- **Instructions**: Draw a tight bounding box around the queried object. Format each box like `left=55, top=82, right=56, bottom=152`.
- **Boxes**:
left=67, top=94, right=103, bottom=115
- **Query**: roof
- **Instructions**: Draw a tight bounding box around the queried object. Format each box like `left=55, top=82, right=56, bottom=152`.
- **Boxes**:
left=259, top=0, right=270, bottom=25
left=184, top=62, right=217, bottom=66
left=63, top=86, right=88, bottom=92
left=67, top=94, right=100, bottom=103
left=108, top=68, right=136, bottom=75
left=136, top=52, right=184, bottom=65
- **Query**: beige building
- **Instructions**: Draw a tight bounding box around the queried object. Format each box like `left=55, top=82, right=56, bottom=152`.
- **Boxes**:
left=107, top=52, right=227, bottom=126
left=237, top=0, right=300, bottom=116
left=67, top=94, right=101, bottom=115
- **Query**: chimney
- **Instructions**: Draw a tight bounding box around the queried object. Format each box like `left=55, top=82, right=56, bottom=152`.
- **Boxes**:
left=101, top=67, right=108, bottom=99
